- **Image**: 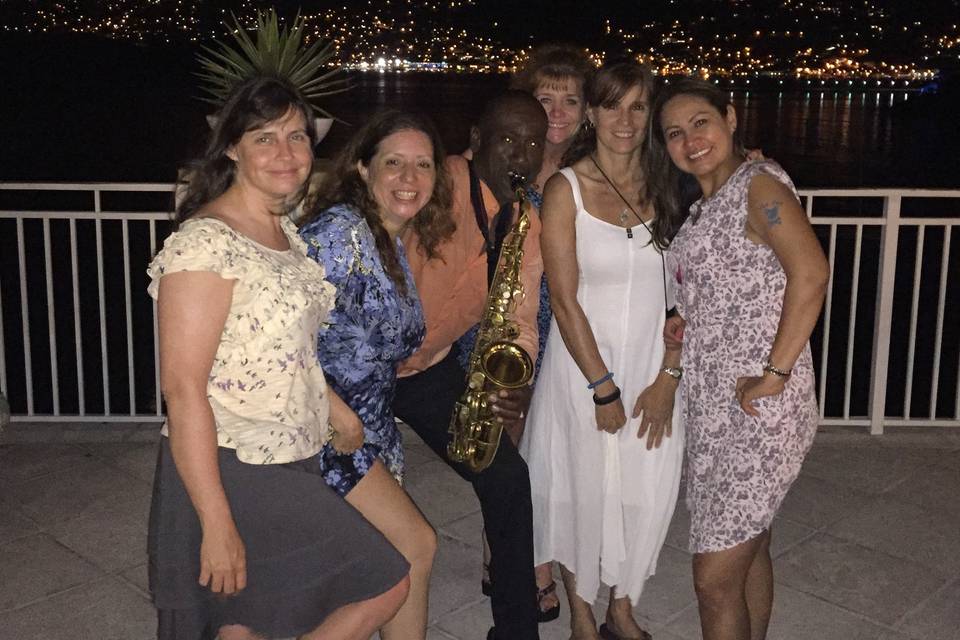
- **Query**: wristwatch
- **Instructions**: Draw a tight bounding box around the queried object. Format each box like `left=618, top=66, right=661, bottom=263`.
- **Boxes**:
left=762, top=360, right=792, bottom=377
left=661, top=366, right=683, bottom=380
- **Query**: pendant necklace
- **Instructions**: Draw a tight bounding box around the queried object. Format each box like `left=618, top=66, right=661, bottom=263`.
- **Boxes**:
left=591, top=154, right=643, bottom=239
left=618, top=209, right=634, bottom=237
left=589, top=154, right=671, bottom=315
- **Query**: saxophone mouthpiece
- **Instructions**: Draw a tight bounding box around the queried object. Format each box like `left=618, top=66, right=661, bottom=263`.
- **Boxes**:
left=508, top=171, right=526, bottom=192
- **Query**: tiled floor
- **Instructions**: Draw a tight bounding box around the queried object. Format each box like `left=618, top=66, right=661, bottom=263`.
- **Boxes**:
left=0, top=425, right=957, bottom=640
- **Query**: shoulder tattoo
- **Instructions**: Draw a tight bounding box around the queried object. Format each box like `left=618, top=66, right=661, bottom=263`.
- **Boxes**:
left=761, top=200, right=782, bottom=227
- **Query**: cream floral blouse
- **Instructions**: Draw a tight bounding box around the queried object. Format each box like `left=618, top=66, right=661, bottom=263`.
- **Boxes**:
left=148, top=216, right=336, bottom=464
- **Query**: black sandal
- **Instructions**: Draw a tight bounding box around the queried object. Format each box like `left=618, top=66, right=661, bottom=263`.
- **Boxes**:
left=537, top=580, right=560, bottom=622
left=484, top=567, right=561, bottom=624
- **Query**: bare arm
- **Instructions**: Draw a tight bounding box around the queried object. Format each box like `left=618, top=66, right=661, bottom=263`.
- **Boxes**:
left=663, top=314, right=685, bottom=350
left=746, top=174, right=829, bottom=370
left=541, top=173, right=625, bottom=433
left=738, top=174, right=829, bottom=415
left=327, top=387, right=364, bottom=453
left=633, top=338, right=682, bottom=448
left=158, top=270, right=246, bottom=594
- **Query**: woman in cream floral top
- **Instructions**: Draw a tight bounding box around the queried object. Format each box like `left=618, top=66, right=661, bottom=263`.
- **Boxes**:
left=147, top=76, right=410, bottom=640
left=149, top=214, right=333, bottom=463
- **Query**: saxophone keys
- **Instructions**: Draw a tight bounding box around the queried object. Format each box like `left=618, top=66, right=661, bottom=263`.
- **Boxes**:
left=468, top=371, right=486, bottom=390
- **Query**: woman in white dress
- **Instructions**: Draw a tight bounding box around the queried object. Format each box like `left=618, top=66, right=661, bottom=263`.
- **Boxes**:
left=521, top=60, right=684, bottom=640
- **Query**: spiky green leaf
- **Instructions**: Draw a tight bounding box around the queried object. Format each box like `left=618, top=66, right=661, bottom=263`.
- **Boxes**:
left=196, top=8, right=350, bottom=118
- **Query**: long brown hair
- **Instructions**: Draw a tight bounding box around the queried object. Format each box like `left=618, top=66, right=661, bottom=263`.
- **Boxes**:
left=175, top=76, right=317, bottom=227
left=302, top=109, right=454, bottom=293
left=561, top=59, right=654, bottom=168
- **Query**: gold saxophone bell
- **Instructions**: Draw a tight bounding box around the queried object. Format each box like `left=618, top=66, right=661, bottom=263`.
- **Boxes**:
left=448, top=171, right=534, bottom=473
left=481, top=342, right=532, bottom=389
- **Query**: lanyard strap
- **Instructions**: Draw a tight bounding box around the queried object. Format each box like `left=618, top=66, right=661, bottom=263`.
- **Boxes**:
left=468, top=160, right=514, bottom=285
left=589, top=155, right=670, bottom=317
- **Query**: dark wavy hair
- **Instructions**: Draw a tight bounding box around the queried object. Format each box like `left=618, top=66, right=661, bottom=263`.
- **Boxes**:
left=647, top=78, right=743, bottom=249
left=510, top=43, right=594, bottom=94
left=175, top=75, right=317, bottom=226
left=302, top=109, right=454, bottom=293
left=561, top=59, right=655, bottom=168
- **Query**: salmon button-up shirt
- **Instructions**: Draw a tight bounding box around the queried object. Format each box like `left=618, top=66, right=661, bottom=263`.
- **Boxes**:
left=398, top=154, right=542, bottom=377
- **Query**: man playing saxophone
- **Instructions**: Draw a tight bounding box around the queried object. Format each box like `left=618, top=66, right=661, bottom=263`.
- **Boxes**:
left=394, top=91, right=548, bottom=640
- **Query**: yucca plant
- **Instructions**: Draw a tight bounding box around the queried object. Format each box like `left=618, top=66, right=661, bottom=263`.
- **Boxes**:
left=197, top=8, right=350, bottom=120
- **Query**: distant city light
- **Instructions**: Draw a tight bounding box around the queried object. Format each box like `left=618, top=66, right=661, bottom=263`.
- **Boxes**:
left=3, top=0, right=947, bottom=84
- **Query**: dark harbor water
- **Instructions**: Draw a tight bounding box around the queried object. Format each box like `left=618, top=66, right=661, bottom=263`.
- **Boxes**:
left=6, top=72, right=960, bottom=190
left=316, top=75, right=960, bottom=192
left=1, top=33, right=959, bottom=190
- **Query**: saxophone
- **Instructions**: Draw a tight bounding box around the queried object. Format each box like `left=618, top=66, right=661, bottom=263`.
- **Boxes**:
left=448, top=172, right=534, bottom=473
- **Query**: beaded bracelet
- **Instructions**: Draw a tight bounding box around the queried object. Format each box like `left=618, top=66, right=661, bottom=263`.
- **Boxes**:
left=593, top=387, right=621, bottom=406
left=587, top=371, right=614, bottom=389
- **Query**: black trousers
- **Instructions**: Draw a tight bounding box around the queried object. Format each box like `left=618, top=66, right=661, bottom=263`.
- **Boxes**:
left=394, top=349, right=539, bottom=640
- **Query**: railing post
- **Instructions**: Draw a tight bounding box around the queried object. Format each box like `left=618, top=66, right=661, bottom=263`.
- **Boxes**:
left=0, top=391, right=9, bottom=434
left=869, top=194, right=900, bottom=435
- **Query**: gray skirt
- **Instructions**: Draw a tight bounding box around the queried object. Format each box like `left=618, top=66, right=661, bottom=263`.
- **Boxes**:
left=147, top=437, right=409, bottom=640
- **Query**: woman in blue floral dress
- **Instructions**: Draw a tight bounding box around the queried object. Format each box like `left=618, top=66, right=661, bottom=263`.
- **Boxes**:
left=302, top=201, right=424, bottom=491
left=298, top=110, right=455, bottom=640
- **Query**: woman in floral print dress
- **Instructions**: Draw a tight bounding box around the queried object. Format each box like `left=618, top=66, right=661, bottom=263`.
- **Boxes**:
left=649, top=79, right=829, bottom=640
left=298, top=109, right=455, bottom=640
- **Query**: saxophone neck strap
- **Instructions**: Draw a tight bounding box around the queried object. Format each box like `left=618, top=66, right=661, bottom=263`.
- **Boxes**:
left=467, top=160, right=514, bottom=285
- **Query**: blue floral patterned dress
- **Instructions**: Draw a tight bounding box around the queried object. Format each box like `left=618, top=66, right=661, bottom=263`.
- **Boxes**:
left=299, top=204, right=425, bottom=496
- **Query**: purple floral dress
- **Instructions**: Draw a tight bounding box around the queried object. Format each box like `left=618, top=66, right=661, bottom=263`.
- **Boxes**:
left=299, top=204, right=425, bottom=496
left=668, top=160, right=819, bottom=553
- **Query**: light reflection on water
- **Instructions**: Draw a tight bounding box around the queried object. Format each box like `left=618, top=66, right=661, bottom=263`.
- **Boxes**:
left=3, top=67, right=953, bottom=189
left=728, top=89, right=914, bottom=187
left=318, top=74, right=944, bottom=189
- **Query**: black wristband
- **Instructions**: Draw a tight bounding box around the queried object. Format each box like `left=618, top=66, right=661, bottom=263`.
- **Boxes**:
left=593, top=387, right=621, bottom=406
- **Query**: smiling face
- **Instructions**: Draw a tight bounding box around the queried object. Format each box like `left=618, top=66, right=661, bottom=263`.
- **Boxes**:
left=471, top=96, right=548, bottom=204
left=588, top=82, right=650, bottom=156
left=227, top=107, right=313, bottom=201
left=534, top=75, right=585, bottom=146
left=358, top=128, right=437, bottom=236
left=659, top=93, right=738, bottom=177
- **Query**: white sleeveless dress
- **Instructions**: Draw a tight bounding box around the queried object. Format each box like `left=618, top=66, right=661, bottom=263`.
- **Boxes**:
left=521, top=168, right=684, bottom=604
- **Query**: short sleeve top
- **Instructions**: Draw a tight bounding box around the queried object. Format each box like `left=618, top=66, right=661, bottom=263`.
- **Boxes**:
left=147, top=216, right=336, bottom=464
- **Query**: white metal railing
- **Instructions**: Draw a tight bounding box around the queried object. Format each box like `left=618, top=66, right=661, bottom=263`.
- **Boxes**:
left=805, top=189, right=960, bottom=433
left=1, top=183, right=958, bottom=433
left=1, top=183, right=175, bottom=423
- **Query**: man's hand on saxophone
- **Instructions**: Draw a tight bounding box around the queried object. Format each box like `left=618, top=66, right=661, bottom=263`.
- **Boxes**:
left=489, top=386, right=533, bottom=446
